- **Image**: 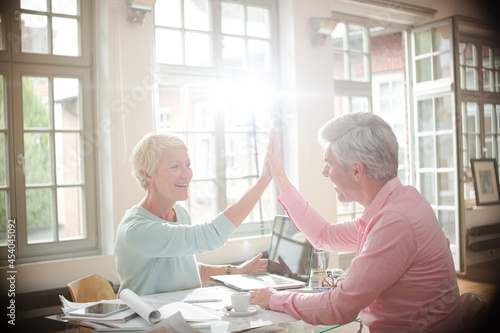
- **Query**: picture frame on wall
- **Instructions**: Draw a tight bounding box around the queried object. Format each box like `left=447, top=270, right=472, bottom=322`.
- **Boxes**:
left=470, top=158, right=500, bottom=206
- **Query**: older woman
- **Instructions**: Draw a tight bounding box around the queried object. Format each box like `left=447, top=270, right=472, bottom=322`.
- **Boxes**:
left=115, top=132, right=270, bottom=296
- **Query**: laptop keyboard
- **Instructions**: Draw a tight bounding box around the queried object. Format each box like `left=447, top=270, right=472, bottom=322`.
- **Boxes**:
left=244, top=274, right=291, bottom=285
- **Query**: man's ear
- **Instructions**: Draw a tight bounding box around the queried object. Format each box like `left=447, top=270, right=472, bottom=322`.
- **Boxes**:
left=351, top=162, right=364, bottom=181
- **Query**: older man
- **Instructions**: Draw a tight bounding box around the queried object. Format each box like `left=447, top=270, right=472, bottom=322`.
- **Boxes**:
left=250, top=113, right=463, bottom=333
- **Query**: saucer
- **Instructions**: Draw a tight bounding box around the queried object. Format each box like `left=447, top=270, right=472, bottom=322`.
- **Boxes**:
left=223, top=305, right=259, bottom=317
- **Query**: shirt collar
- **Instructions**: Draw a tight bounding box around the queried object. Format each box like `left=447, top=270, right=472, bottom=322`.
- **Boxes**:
left=359, top=177, right=401, bottom=225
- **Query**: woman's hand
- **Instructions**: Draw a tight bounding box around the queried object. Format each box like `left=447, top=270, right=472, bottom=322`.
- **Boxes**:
left=267, top=129, right=292, bottom=193
left=249, top=287, right=277, bottom=310
left=235, top=252, right=268, bottom=274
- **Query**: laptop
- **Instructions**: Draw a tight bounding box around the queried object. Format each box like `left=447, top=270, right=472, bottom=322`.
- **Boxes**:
left=210, top=215, right=314, bottom=291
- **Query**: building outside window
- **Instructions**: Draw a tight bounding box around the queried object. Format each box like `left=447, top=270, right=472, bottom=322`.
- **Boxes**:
left=153, top=0, right=279, bottom=237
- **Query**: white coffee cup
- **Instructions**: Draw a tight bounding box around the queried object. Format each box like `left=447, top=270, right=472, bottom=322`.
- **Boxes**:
left=230, top=292, right=250, bottom=312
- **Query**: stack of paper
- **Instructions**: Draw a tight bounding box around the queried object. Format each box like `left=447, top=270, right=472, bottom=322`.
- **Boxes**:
left=60, top=288, right=220, bottom=331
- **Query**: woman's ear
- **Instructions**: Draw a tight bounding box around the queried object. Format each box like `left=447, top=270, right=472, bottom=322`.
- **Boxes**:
left=141, top=169, right=152, bottom=181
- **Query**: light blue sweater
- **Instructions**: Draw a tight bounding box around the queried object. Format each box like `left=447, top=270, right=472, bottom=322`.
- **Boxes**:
left=115, top=204, right=235, bottom=296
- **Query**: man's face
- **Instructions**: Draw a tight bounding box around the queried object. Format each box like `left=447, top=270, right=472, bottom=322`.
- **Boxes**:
left=322, top=146, right=356, bottom=203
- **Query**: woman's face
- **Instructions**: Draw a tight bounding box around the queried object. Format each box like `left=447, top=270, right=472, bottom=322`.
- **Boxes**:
left=150, top=148, right=193, bottom=204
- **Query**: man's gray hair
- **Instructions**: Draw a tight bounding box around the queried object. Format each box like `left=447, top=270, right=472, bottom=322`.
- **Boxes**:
left=318, top=112, right=399, bottom=180
left=131, top=132, right=188, bottom=190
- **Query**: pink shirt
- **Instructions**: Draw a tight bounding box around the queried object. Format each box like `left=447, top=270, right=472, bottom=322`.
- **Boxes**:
left=271, top=177, right=463, bottom=333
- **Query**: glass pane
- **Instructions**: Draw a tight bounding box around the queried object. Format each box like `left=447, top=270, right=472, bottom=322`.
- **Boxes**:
left=58, top=186, right=84, bottom=240
left=26, top=188, right=54, bottom=244
left=434, top=53, right=450, bottom=79
left=0, top=75, right=4, bottom=128
left=465, top=68, right=478, bottom=91
left=55, top=132, right=81, bottom=184
left=221, top=3, right=244, bottom=35
left=437, top=134, right=453, bottom=168
left=349, top=24, right=366, bottom=52
left=226, top=133, right=252, bottom=178
left=21, top=14, right=49, bottom=54
left=185, top=32, right=210, bottom=67
left=433, top=25, right=450, bottom=52
left=155, top=28, right=182, bottom=65
left=157, top=86, right=182, bottom=129
left=248, top=39, right=270, bottom=70
left=483, top=69, right=493, bottom=92
left=188, top=88, right=214, bottom=130
left=416, top=57, right=431, bottom=83
left=436, top=96, right=452, bottom=131
left=222, top=36, right=244, bottom=68
left=227, top=179, right=253, bottom=218
left=0, top=191, right=7, bottom=246
left=418, top=99, right=433, bottom=132
left=54, top=78, right=80, bottom=129
left=333, top=51, right=345, bottom=79
left=420, top=172, right=436, bottom=205
left=0, top=133, right=6, bottom=186
left=21, top=0, right=48, bottom=11
left=415, top=30, right=431, bottom=55
left=155, top=0, right=181, bottom=28
left=482, top=46, right=492, bottom=68
left=485, top=104, right=493, bottom=135
left=188, top=180, right=216, bottom=224
left=189, top=133, right=215, bottom=179
left=23, top=76, right=50, bottom=129
left=24, top=132, right=52, bottom=185
left=351, top=97, right=369, bottom=113
left=247, top=6, right=270, bottom=38
left=331, top=23, right=345, bottom=49
left=184, top=0, right=210, bottom=31
left=351, top=53, right=366, bottom=82
left=52, top=17, right=79, bottom=56
left=438, top=172, right=455, bottom=206
left=52, top=0, right=78, bottom=15
left=379, top=82, right=389, bottom=96
left=461, top=43, right=476, bottom=66
left=439, top=210, right=456, bottom=245
left=419, top=135, right=435, bottom=168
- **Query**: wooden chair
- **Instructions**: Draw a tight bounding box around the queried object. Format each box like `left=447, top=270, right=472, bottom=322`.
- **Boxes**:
left=68, top=274, right=117, bottom=333
left=461, top=292, right=487, bottom=332
left=68, top=274, right=116, bottom=303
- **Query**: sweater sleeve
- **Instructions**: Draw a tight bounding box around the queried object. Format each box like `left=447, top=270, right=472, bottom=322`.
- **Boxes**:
left=124, top=208, right=236, bottom=258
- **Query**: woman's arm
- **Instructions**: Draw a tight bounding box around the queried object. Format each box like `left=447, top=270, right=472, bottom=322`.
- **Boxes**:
left=200, top=253, right=268, bottom=282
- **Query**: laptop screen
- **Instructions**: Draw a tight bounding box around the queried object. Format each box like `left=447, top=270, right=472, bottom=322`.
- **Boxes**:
left=267, top=215, right=313, bottom=282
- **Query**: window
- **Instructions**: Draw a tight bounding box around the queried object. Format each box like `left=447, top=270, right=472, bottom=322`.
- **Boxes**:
left=330, top=15, right=410, bottom=222
left=459, top=29, right=500, bottom=206
left=153, top=0, right=279, bottom=237
left=0, top=0, right=98, bottom=265
left=411, top=20, right=460, bottom=267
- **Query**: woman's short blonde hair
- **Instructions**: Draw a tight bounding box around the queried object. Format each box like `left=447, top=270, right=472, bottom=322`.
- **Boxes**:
left=131, top=132, right=188, bottom=190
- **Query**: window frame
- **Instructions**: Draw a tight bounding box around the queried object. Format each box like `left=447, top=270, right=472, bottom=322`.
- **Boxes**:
left=0, top=0, right=99, bottom=265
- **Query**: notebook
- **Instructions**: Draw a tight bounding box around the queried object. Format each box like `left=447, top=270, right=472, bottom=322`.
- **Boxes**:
left=210, top=215, right=314, bottom=291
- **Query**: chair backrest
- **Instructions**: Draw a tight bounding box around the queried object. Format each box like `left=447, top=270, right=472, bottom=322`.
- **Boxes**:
left=461, top=292, right=487, bottom=332
left=68, top=274, right=116, bottom=303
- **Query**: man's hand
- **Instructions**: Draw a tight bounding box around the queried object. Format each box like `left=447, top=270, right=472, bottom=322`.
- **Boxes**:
left=249, top=287, right=277, bottom=310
